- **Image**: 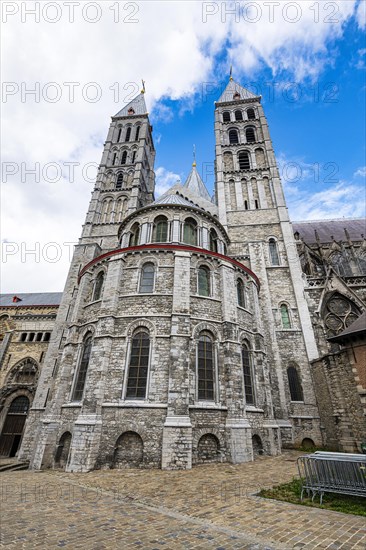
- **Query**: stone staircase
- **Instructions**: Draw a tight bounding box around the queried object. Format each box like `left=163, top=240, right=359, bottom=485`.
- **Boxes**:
left=0, top=459, right=29, bottom=472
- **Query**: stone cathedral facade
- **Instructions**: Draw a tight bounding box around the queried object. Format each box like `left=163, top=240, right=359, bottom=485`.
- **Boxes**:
left=11, top=78, right=365, bottom=471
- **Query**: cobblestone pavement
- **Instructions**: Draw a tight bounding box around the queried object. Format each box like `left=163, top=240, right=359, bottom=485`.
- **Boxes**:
left=0, top=452, right=365, bottom=549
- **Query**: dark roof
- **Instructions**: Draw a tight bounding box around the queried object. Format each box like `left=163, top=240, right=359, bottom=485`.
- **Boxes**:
left=293, top=219, right=366, bottom=245
left=0, top=293, right=63, bottom=307
left=328, top=311, right=366, bottom=343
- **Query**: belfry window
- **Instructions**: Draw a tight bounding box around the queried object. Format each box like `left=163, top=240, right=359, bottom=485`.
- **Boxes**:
left=93, top=272, right=104, bottom=301
left=223, top=111, right=231, bottom=122
left=121, top=151, right=127, bottom=165
left=246, top=127, right=256, bottom=143
left=129, top=223, right=140, bottom=246
left=135, top=126, right=140, bottom=141
left=72, top=335, right=92, bottom=401
left=197, top=332, right=214, bottom=401
left=131, top=150, right=136, bottom=163
left=269, top=238, right=280, bottom=265
left=198, top=266, right=210, bottom=297
left=209, top=229, right=218, bottom=253
left=237, top=279, right=245, bottom=308
left=242, top=343, right=255, bottom=405
left=280, top=304, right=291, bottom=329
left=238, top=151, right=250, bottom=170
left=117, top=128, right=122, bottom=142
left=229, top=129, right=239, bottom=144
left=152, top=216, right=168, bottom=243
left=116, top=173, right=124, bottom=190
left=287, top=366, right=303, bottom=401
left=183, top=218, right=198, bottom=246
left=139, top=263, right=155, bottom=293
left=235, top=110, right=243, bottom=121
left=126, top=329, right=150, bottom=399
left=247, top=108, right=255, bottom=120
left=125, top=127, right=131, bottom=142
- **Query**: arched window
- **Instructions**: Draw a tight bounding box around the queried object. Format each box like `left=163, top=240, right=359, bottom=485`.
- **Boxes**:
left=152, top=216, right=168, bottom=243
left=117, top=128, right=122, bottom=142
left=131, top=150, right=137, bottom=164
left=235, top=110, right=243, bottom=121
left=121, top=151, right=127, bottom=165
left=269, top=238, right=280, bottom=265
left=183, top=218, right=197, bottom=246
left=280, top=304, right=291, bottom=328
left=223, top=111, right=231, bottom=122
left=237, top=279, right=245, bottom=307
left=238, top=151, right=250, bottom=170
left=242, top=343, right=255, bottom=405
left=129, top=223, right=140, bottom=246
left=116, top=197, right=126, bottom=223
left=116, top=173, right=124, bottom=190
left=125, top=127, right=131, bottom=142
left=112, top=152, right=117, bottom=165
left=135, top=126, right=140, bottom=141
left=8, top=396, right=30, bottom=414
left=209, top=229, right=218, bottom=252
left=198, top=266, right=210, bottom=297
left=101, top=199, right=112, bottom=223
left=72, top=335, right=92, bottom=401
left=139, top=263, right=155, bottom=293
left=229, top=129, right=239, bottom=144
left=93, top=272, right=104, bottom=301
left=126, top=329, right=150, bottom=399
left=287, top=366, right=304, bottom=401
left=247, top=108, right=255, bottom=120
left=197, top=332, right=214, bottom=401
left=246, top=127, right=256, bottom=143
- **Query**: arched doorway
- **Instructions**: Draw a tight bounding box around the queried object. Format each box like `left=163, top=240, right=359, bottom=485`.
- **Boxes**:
left=0, top=396, right=30, bottom=457
left=54, top=432, right=72, bottom=469
left=252, top=434, right=264, bottom=458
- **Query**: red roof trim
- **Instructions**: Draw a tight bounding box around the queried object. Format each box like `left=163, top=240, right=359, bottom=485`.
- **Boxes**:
left=78, top=244, right=260, bottom=288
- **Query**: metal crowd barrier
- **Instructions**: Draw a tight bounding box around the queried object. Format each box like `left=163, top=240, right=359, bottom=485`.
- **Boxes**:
left=297, top=451, right=366, bottom=504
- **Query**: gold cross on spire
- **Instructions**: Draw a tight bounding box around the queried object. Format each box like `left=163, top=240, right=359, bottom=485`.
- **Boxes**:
left=141, top=79, right=146, bottom=94
left=229, top=65, right=233, bottom=81
left=192, top=144, right=196, bottom=167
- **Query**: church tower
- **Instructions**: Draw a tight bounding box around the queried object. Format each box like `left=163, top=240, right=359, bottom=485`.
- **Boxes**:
left=215, top=77, right=322, bottom=445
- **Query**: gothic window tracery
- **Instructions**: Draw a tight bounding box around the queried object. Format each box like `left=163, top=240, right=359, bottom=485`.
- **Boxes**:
left=329, top=251, right=352, bottom=277
left=323, top=294, right=360, bottom=337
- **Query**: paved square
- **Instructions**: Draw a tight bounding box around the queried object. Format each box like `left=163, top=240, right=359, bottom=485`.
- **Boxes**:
left=0, top=452, right=365, bottom=549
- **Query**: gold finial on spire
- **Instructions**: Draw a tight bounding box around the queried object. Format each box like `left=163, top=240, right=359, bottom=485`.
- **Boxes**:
left=229, top=65, right=233, bottom=81
left=192, top=144, right=196, bottom=167
left=141, top=79, right=146, bottom=94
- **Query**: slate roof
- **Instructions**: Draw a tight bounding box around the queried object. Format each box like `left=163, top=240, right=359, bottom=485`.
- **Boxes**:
left=0, top=293, right=63, bottom=307
left=328, top=311, right=366, bottom=343
left=183, top=165, right=212, bottom=202
left=293, top=219, right=366, bottom=245
left=217, top=79, right=259, bottom=104
left=114, top=93, right=147, bottom=117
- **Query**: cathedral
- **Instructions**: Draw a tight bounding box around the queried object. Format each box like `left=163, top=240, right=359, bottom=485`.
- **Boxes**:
left=1, top=77, right=365, bottom=470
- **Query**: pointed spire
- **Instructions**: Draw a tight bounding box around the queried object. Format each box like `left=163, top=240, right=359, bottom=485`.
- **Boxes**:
left=192, top=144, right=196, bottom=167
left=217, top=78, right=259, bottom=104
left=141, top=79, right=146, bottom=94
left=183, top=162, right=211, bottom=202
left=229, top=65, right=233, bottom=81
left=114, top=90, right=147, bottom=117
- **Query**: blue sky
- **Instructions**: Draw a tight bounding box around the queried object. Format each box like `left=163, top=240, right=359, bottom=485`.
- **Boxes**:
left=2, top=0, right=366, bottom=292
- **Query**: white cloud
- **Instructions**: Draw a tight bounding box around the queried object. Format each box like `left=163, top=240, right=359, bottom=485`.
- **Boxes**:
left=356, top=0, right=366, bottom=28
left=155, top=167, right=181, bottom=197
left=1, top=0, right=363, bottom=291
left=354, top=166, right=366, bottom=177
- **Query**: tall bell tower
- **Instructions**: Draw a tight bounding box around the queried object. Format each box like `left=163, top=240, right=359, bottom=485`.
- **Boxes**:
left=215, top=76, right=321, bottom=446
